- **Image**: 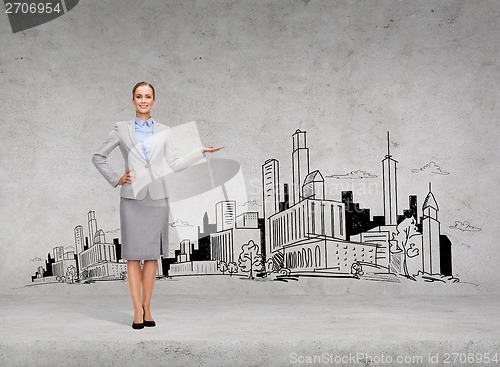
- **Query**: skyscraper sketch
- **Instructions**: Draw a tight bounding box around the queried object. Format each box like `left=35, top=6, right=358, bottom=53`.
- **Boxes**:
left=382, top=132, right=398, bottom=226
left=422, top=183, right=441, bottom=274
left=87, top=211, right=98, bottom=247
left=291, top=129, right=310, bottom=205
left=215, top=201, right=236, bottom=232
left=262, top=159, right=280, bottom=260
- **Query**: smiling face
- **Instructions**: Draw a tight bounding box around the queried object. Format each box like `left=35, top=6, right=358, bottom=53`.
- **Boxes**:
left=132, top=85, right=156, bottom=116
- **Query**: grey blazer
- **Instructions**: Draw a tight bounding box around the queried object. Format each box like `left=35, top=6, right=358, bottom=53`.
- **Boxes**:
left=92, top=119, right=205, bottom=200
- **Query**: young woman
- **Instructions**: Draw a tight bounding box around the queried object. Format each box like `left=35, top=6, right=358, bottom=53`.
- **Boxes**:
left=92, top=81, right=223, bottom=329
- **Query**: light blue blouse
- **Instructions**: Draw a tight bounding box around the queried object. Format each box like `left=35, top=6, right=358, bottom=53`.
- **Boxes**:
left=134, top=116, right=154, bottom=161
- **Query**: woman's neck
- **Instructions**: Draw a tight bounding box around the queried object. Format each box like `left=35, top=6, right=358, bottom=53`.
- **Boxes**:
left=136, top=112, right=151, bottom=121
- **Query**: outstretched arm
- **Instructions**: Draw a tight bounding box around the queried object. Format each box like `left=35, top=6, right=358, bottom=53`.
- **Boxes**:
left=164, top=128, right=223, bottom=172
left=201, top=145, right=224, bottom=154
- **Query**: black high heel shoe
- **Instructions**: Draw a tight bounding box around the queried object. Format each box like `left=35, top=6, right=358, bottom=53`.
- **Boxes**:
left=132, top=310, right=144, bottom=330
left=142, top=305, right=156, bottom=327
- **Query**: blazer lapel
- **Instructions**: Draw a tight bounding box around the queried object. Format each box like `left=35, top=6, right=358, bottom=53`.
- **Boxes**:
left=148, top=119, right=162, bottom=161
left=127, top=119, right=148, bottom=163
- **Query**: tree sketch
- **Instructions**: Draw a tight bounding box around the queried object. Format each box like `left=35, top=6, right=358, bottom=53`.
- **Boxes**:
left=238, top=240, right=263, bottom=279
left=217, top=260, right=228, bottom=275
left=389, top=217, right=420, bottom=281
left=227, top=262, right=238, bottom=277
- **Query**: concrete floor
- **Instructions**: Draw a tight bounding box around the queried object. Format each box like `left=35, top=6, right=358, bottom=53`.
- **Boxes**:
left=1, top=278, right=499, bottom=367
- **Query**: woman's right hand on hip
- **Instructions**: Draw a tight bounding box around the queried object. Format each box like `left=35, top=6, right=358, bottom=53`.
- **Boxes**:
left=118, top=169, right=135, bottom=185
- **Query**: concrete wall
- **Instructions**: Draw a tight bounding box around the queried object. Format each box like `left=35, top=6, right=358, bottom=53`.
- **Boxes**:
left=0, top=0, right=498, bottom=294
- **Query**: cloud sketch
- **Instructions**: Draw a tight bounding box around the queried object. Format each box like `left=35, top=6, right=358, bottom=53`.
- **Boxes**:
left=412, top=161, right=450, bottom=175
left=326, top=170, right=377, bottom=179
left=449, top=221, right=481, bottom=232
left=240, top=199, right=262, bottom=207
left=170, top=219, right=193, bottom=227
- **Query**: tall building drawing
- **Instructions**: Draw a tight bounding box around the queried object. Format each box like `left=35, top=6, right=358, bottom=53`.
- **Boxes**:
left=215, top=201, right=236, bottom=232
left=408, top=195, right=417, bottom=221
left=262, top=159, right=280, bottom=218
left=292, top=129, right=310, bottom=205
left=74, top=225, right=84, bottom=273
left=54, top=246, right=64, bottom=262
left=422, top=183, right=441, bottom=274
left=382, top=131, right=398, bottom=225
left=439, top=235, right=453, bottom=276
left=279, top=183, right=290, bottom=212
left=262, top=159, right=280, bottom=258
left=74, top=225, right=84, bottom=254
left=202, top=212, right=217, bottom=234
left=341, top=191, right=375, bottom=239
left=194, top=212, right=217, bottom=262
left=87, top=211, right=98, bottom=247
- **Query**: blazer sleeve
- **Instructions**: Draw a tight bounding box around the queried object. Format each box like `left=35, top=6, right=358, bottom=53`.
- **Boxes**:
left=164, top=127, right=205, bottom=172
left=92, top=124, right=122, bottom=187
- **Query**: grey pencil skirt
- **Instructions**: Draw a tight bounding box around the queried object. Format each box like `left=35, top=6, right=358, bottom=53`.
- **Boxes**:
left=120, top=191, right=169, bottom=260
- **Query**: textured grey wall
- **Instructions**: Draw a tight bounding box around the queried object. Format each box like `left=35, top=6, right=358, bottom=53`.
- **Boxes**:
left=0, top=0, right=498, bottom=293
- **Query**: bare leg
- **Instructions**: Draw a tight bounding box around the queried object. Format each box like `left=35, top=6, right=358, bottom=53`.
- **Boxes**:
left=127, top=260, right=143, bottom=323
left=141, top=259, right=157, bottom=320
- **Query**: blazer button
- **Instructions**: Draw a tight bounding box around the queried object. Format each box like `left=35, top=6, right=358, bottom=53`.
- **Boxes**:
left=145, top=164, right=150, bottom=168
